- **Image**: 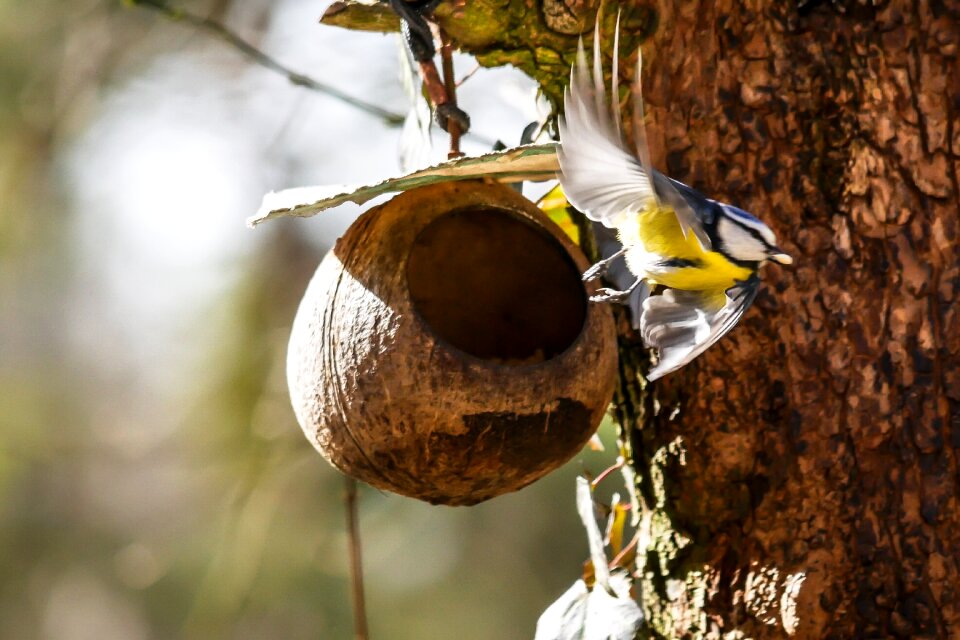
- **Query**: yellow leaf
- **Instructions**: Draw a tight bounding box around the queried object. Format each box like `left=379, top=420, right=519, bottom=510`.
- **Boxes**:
left=538, top=183, right=579, bottom=245
left=607, top=499, right=629, bottom=557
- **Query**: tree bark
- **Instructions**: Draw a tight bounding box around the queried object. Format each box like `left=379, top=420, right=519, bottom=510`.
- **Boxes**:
left=330, top=0, right=960, bottom=636
left=620, top=2, right=960, bottom=637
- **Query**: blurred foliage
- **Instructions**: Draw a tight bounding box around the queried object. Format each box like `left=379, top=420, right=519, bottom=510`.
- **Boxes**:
left=0, top=1, right=624, bottom=638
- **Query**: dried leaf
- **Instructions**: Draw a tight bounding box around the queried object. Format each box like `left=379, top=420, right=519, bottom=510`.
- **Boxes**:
left=248, top=143, right=560, bottom=227
left=534, top=572, right=643, bottom=640
left=321, top=0, right=401, bottom=33
left=576, top=476, right=610, bottom=590
left=586, top=433, right=605, bottom=452
left=536, top=479, right=643, bottom=639
left=604, top=495, right=628, bottom=557
left=584, top=572, right=643, bottom=640
left=536, top=579, right=590, bottom=640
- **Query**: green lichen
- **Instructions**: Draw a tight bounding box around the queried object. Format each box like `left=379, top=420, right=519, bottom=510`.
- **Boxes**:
left=320, top=1, right=401, bottom=33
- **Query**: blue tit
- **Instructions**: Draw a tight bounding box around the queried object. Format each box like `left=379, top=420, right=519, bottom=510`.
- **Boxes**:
left=557, top=27, right=792, bottom=381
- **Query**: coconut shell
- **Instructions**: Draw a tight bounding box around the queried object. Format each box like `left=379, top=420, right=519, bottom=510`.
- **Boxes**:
left=287, top=180, right=617, bottom=505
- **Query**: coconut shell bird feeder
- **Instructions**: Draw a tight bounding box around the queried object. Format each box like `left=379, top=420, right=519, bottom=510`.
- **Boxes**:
left=287, top=179, right=617, bottom=505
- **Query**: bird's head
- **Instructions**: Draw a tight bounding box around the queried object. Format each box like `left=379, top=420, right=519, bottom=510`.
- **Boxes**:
left=713, top=204, right=793, bottom=266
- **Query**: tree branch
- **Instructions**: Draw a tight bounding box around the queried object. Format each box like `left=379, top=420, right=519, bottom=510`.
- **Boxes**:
left=128, top=0, right=406, bottom=127
left=438, top=29, right=462, bottom=159
left=344, top=476, right=369, bottom=640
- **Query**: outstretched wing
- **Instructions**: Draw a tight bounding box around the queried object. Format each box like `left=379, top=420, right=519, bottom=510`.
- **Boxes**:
left=557, top=25, right=711, bottom=249
left=639, top=275, right=761, bottom=380
left=558, top=36, right=654, bottom=231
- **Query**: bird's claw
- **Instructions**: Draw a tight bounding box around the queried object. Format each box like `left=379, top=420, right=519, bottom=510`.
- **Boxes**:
left=590, top=287, right=634, bottom=303
left=581, top=261, right=609, bottom=282
left=582, top=246, right=628, bottom=282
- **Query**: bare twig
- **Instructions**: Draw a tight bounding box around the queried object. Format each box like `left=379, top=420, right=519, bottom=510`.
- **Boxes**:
left=344, top=476, right=369, bottom=640
left=609, top=532, right=639, bottom=570
left=129, top=0, right=405, bottom=127
left=438, top=29, right=462, bottom=159
left=591, top=459, right=625, bottom=489
left=455, top=63, right=481, bottom=88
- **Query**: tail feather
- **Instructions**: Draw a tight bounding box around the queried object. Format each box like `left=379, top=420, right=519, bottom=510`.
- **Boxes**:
left=640, top=276, right=761, bottom=380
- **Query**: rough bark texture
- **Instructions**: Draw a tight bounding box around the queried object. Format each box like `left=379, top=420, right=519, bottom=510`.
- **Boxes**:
left=625, top=2, right=960, bottom=637
left=328, top=0, right=960, bottom=635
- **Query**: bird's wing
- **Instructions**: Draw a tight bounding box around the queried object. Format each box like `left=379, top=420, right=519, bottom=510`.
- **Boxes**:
left=640, top=275, right=761, bottom=380
left=558, top=36, right=654, bottom=231
left=651, top=171, right=719, bottom=234
left=557, top=26, right=712, bottom=249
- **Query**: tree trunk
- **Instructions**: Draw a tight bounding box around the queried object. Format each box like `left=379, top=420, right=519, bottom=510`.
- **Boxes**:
left=620, top=2, right=960, bottom=637
left=330, top=0, right=960, bottom=635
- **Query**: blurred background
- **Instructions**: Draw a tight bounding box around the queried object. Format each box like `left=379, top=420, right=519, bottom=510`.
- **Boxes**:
left=0, top=0, right=621, bottom=637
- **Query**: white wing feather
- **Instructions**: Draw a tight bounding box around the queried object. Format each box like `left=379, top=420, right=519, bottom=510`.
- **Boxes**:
left=557, top=32, right=711, bottom=249
left=558, top=39, right=655, bottom=230
left=640, top=277, right=760, bottom=380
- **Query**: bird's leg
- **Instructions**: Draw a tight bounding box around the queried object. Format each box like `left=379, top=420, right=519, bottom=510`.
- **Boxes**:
left=582, top=245, right=629, bottom=282
left=389, top=0, right=470, bottom=135
left=590, top=277, right=644, bottom=303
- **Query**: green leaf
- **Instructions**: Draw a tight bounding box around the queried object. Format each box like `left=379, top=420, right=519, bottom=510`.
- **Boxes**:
left=247, top=143, right=560, bottom=227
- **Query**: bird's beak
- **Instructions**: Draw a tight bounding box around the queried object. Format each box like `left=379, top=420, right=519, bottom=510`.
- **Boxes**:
left=769, top=249, right=793, bottom=265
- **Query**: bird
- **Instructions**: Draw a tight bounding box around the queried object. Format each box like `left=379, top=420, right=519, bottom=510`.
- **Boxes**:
left=557, top=23, right=792, bottom=381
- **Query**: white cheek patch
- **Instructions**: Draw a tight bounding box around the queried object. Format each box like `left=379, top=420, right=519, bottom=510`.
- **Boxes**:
left=717, top=217, right=770, bottom=262
left=720, top=204, right=779, bottom=246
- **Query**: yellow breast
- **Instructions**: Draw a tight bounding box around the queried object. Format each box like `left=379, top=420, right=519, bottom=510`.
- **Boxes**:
left=618, top=205, right=753, bottom=291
